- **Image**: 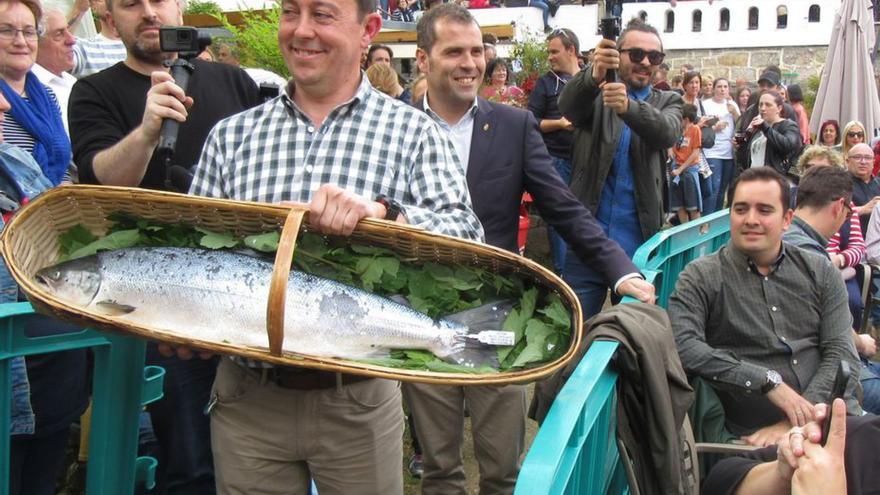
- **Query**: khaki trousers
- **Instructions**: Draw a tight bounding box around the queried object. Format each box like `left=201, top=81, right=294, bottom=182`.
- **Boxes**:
left=402, top=382, right=527, bottom=495
left=210, top=358, right=404, bottom=495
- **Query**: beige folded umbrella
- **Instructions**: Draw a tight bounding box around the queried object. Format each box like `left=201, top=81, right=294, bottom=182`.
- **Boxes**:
left=809, top=0, right=880, bottom=139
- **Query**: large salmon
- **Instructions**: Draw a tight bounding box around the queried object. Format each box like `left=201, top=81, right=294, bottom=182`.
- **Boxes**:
left=35, top=247, right=514, bottom=367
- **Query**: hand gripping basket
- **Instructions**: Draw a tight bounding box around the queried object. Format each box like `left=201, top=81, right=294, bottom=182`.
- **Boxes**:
left=0, top=185, right=583, bottom=385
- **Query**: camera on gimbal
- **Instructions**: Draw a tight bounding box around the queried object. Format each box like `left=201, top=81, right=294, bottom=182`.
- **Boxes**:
left=159, top=26, right=212, bottom=57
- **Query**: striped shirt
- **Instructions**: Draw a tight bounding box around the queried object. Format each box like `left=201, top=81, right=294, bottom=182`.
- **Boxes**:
left=72, top=34, right=126, bottom=78
left=2, top=87, right=74, bottom=182
left=2, top=88, right=59, bottom=153
left=827, top=206, right=866, bottom=267
left=190, top=75, right=484, bottom=369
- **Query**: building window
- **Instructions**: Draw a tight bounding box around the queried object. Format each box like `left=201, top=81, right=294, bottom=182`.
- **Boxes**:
left=720, top=8, right=730, bottom=31
left=638, top=10, right=647, bottom=22
left=748, top=7, right=759, bottom=30
left=665, top=10, right=674, bottom=32
left=777, top=5, right=788, bottom=28
left=692, top=10, right=702, bottom=31
left=809, top=5, right=820, bottom=22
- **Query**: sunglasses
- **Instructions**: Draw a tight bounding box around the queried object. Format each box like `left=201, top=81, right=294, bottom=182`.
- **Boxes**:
left=848, top=131, right=865, bottom=138
left=620, top=48, right=666, bottom=65
left=549, top=29, right=575, bottom=48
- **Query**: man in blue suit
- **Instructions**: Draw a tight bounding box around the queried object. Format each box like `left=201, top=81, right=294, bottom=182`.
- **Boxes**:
left=403, top=5, right=656, bottom=494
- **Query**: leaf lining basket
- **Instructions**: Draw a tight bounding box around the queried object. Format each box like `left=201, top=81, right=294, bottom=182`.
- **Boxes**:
left=0, top=185, right=583, bottom=385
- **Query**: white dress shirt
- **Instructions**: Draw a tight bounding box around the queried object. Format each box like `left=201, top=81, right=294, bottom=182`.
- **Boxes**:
left=32, top=64, right=76, bottom=136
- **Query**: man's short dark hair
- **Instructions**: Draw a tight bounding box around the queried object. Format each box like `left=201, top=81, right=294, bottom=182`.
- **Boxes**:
left=547, top=27, right=579, bottom=54
left=367, top=44, right=393, bottom=62
left=796, top=165, right=853, bottom=210
left=731, top=167, right=791, bottom=210
left=416, top=3, right=478, bottom=53
left=681, top=103, right=697, bottom=123
left=617, top=18, right=663, bottom=51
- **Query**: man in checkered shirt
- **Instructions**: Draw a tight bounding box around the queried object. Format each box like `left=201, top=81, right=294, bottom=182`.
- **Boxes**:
left=186, top=0, right=482, bottom=491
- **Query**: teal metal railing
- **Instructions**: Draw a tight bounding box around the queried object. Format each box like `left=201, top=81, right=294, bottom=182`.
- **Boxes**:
left=517, top=210, right=731, bottom=494
left=1, top=302, right=163, bottom=494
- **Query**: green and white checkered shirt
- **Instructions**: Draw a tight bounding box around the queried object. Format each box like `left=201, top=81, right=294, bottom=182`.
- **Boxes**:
left=191, top=76, right=483, bottom=242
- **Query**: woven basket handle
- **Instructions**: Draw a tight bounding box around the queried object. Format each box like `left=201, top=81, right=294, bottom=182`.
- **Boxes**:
left=267, top=207, right=307, bottom=356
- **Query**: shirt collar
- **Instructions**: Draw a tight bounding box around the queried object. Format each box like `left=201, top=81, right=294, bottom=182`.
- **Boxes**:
left=32, top=64, right=74, bottom=85
left=281, top=73, right=372, bottom=122
left=630, top=84, right=652, bottom=101
left=790, top=215, right=829, bottom=248
left=726, top=239, right=787, bottom=275
left=423, top=93, right=478, bottom=127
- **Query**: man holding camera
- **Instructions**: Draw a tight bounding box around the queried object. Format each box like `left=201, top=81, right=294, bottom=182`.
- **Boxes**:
left=68, top=0, right=261, bottom=492
left=558, top=18, right=682, bottom=316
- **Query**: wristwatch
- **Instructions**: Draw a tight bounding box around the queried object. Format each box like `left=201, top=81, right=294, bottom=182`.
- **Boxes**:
left=761, top=370, right=783, bottom=394
left=375, top=195, right=402, bottom=221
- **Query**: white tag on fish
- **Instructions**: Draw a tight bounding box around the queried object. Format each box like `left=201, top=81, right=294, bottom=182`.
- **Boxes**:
left=464, top=330, right=516, bottom=346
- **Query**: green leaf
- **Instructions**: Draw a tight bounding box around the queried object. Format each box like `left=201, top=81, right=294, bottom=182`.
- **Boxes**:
left=65, top=229, right=142, bottom=260
left=538, top=294, right=571, bottom=330
left=198, top=229, right=240, bottom=249
left=402, top=350, right=436, bottom=365
left=244, top=231, right=280, bottom=252
left=356, top=256, right=400, bottom=291
left=524, top=318, right=554, bottom=341
left=425, top=360, right=498, bottom=374
left=350, top=244, right=396, bottom=256
left=58, top=225, right=98, bottom=256
left=509, top=340, right=548, bottom=368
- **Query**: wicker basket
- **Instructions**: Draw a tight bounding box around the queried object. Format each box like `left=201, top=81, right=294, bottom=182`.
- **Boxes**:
left=0, top=185, right=583, bottom=385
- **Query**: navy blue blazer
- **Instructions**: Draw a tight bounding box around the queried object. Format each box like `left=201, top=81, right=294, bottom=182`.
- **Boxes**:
left=422, top=97, right=638, bottom=287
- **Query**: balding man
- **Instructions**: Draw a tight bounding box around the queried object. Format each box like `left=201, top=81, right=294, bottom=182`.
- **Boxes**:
left=34, top=8, right=76, bottom=134
left=846, top=143, right=880, bottom=235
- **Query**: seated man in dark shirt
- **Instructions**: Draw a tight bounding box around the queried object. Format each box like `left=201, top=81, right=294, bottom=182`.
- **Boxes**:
left=669, top=167, right=861, bottom=448
left=703, top=399, right=880, bottom=495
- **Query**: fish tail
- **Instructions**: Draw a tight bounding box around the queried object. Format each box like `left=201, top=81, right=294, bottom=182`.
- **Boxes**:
left=442, top=301, right=515, bottom=369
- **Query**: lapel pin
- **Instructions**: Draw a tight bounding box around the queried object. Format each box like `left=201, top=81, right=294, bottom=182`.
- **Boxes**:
left=483, top=123, right=490, bottom=131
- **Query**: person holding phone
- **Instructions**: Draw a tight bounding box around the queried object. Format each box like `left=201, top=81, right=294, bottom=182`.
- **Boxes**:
left=702, top=77, right=739, bottom=211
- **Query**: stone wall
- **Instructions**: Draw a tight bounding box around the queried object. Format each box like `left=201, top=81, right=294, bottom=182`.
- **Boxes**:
left=663, top=45, right=828, bottom=84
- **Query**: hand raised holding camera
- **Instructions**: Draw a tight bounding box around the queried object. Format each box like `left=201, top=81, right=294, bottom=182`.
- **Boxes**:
left=591, top=38, right=620, bottom=84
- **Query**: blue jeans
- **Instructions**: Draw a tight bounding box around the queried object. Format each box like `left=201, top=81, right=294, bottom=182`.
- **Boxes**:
left=861, top=359, right=880, bottom=415
left=547, top=157, right=572, bottom=274
left=712, top=158, right=735, bottom=211
left=703, top=158, right=727, bottom=214
left=145, top=343, right=219, bottom=494
left=562, top=247, right=616, bottom=320
left=529, top=0, right=550, bottom=28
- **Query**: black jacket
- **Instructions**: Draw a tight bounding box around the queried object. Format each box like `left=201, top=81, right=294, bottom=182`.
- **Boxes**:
left=743, top=119, right=803, bottom=175
left=419, top=97, right=639, bottom=287
left=559, top=67, right=683, bottom=241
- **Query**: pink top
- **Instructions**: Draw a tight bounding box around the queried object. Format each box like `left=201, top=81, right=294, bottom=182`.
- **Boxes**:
left=827, top=205, right=865, bottom=267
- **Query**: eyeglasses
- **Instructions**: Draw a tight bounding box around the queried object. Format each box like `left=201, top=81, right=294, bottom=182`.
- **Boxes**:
left=843, top=201, right=853, bottom=217
left=847, top=131, right=865, bottom=138
left=848, top=155, right=873, bottom=162
left=0, top=24, right=40, bottom=42
left=619, top=48, right=666, bottom=65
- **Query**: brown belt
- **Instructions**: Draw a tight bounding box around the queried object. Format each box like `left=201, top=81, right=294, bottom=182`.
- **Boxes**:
left=262, top=366, right=373, bottom=391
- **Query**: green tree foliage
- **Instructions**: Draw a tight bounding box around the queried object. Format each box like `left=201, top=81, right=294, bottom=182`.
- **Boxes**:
left=220, top=7, right=290, bottom=78
left=509, top=31, right=549, bottom=94
left=184, top=0, right=223, bottom=17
